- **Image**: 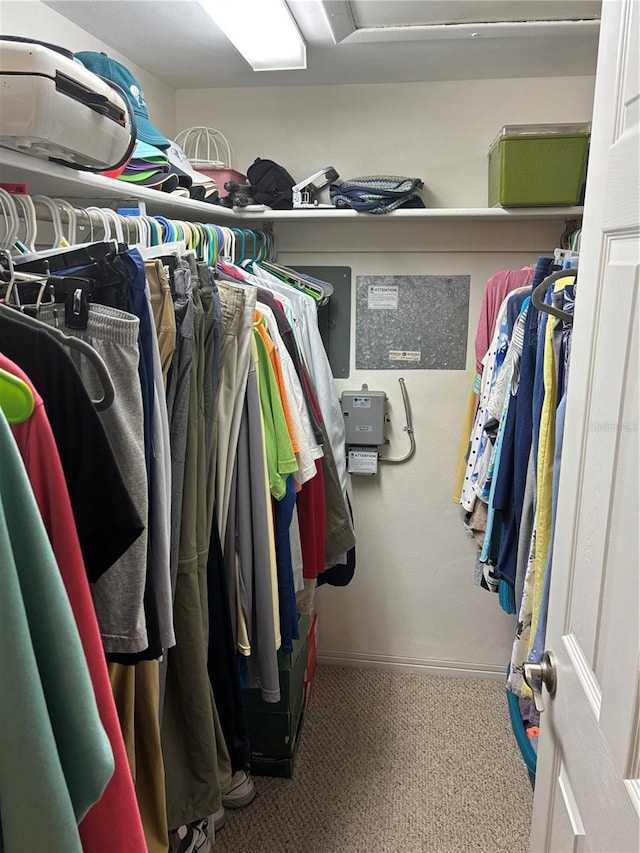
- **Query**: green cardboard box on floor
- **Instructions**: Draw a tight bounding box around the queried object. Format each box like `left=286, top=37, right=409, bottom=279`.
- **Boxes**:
left=243, top=613, right=312, bottom=777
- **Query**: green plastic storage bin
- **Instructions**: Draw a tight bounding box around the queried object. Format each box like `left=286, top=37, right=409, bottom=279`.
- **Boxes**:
left=488, top=123, right=590, bottom=208
left=242, top=614, right=311, bottom=776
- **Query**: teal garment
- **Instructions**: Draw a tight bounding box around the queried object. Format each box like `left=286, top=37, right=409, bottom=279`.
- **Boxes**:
left=499, top=580, right=517, bottom=615
left=0, top=410, right=114, bottom=852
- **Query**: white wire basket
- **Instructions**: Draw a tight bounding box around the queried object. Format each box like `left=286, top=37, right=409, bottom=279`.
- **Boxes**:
left=174, top=126, right=235, bottom=167
left=174, top=127, right=247, bottom=195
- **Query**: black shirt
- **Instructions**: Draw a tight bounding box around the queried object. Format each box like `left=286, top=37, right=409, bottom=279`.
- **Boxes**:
left=0, top=312, right=144, bottom=581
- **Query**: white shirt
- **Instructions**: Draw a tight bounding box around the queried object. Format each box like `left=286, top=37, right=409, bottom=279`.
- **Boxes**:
left=257, top=301, right=322, bottom=486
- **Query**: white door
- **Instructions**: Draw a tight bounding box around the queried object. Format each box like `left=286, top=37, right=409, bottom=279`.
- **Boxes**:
left=529, top=1, right=640, bottom=851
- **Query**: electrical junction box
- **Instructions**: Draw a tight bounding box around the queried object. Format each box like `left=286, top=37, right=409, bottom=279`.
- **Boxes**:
left=341, top=388, right=387, bottom=447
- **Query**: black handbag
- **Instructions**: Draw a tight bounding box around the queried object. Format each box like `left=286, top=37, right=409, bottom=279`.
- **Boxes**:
left=247, top=158, right=296, bottom=209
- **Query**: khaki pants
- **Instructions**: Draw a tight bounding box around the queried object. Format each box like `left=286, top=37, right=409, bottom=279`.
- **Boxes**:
left=145, top=260, right=177, bottom=390
left=108, top=662, right=169, bottom=853
left=212, top=280, right=257, bottom=550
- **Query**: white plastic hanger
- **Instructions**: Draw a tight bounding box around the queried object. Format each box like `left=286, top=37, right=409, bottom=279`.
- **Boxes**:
left=53, top=199, right=78, bottom=245
left=32, top=195, right=66, bottom=247
left=137, top=240, right=187, bottom=260
left=85, top=206, right=113, bottom=241
left=13, top=194, right=38, bottom=253
left=102, top=208, right=125, bottom=244
left=0, top=188, right=20, bottom=250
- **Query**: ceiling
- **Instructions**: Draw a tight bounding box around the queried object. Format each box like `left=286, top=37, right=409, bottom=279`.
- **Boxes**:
left=45, top=0, right=601, bottom=89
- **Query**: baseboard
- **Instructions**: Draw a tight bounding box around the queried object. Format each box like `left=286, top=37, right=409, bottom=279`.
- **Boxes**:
left=316, top=650, right=506, bottom=681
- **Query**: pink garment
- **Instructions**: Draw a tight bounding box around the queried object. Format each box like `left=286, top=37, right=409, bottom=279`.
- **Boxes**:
left=2, top=354, right=147, bottom=853
left=475, top=268, right=534, bottom=373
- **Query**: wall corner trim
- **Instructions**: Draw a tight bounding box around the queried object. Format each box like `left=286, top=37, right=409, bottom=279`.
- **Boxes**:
left=316, top=650, right=506, bottom=682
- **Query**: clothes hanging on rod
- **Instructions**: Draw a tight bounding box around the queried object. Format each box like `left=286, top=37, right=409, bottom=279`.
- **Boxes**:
left=0, top=192, right=354, bottom=852
left=0, top=357, right=147, bottom=853
left=456, top=255, right=578, bottom=762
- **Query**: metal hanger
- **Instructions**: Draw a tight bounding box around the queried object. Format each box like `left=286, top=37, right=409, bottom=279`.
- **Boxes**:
left=531, top=268, right=577, bottom=324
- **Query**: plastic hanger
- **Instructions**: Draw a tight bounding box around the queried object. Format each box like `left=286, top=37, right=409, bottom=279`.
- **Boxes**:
left=204, top=225, right=219, bottom=266
left=246, top=229, right=257, bottom=262
left=53, top=199, right=78, bottom=245
left=192, top=224, right=206, bottom=263
left=176, top=221, right=190, bottom=248
left=32, top=195, right=67, bottom=247
left=14, top=239, right=119, bottom=275
left=127, top=214, right=150, bottom=248
left=0, top=250, right=114, bottom=408
left=0, top=303, right=115, bottom=411
left=13, top=194, right=38, bottom=253
left=222, top=228, right=234, bottom=263
left=103, top=208, right=125, bottom=244
left=232, top=228, right=247, bottom=264
left=138, top=240, right=187, bottom=260
left=531, top=268, right=576, bottom=324
left=260, top=260, right=332, bottom=304
left=0, top=188, right=20, bottom=250
left=85, top=206, right=113, bottom=241
left=0, top=366, right=35, bottom=424
left=153, top=216, right=175, bottom=244
left=144, top=216, right=162, bottom=246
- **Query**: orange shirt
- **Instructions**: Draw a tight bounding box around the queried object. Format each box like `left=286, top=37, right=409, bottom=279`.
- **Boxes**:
left=255, top=310, right=300, bottom=453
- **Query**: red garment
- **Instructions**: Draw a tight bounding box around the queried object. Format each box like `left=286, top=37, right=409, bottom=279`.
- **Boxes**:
left=297, top=366, right=327, bottom=579
left=3, top=354, right=147, bottom=853
left=298, top=458, right=327, bottom=579
left=475, top=268, right=534, bottom=373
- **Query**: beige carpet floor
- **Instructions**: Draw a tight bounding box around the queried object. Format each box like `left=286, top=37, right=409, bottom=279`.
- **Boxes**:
left=214, top=665, right=533, bottom=853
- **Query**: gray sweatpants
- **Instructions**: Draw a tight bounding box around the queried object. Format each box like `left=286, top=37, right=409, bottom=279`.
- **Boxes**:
left=39, top=302, right=149, bottom=654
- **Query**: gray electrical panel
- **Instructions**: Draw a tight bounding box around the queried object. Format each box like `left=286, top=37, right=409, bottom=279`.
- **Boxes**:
left=295, top=266, right=351, bottom=378
left=341, top=389, right=387, bottom=446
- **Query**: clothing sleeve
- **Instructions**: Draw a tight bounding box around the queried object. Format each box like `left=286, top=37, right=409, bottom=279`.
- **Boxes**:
left=253, top=330, right=298, bottom=500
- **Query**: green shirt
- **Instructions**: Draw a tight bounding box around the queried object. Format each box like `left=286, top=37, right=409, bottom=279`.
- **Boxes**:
left=253, top=328, right=297, bottom=499
left=0, top=410, right=114, bottom=852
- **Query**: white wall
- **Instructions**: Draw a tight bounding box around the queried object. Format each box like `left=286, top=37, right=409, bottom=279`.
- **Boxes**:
left=178, top=75, right=596, bottom=675
left=175, top=76, right=595, bottom=207
left=0, top=0, right=176, bottom=139
left=279, top=222, right=563, bottom=677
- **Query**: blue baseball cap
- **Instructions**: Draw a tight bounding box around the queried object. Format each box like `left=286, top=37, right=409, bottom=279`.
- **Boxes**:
left=75, top=51, right=170, bottom=150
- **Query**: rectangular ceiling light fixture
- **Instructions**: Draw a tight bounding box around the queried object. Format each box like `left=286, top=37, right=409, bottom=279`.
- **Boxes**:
left=199, top=0, right=307, bottom=71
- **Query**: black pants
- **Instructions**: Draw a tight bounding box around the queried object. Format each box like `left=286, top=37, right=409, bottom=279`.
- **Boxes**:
left=207, top=514, right=251, bottom=773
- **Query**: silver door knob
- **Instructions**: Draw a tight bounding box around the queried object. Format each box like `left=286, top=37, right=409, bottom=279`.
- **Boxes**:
left=523, top=651, right=558, bottom=712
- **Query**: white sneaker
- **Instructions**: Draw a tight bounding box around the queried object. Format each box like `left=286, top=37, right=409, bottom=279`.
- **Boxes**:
left=212, top=807, right=226, bottom=833
left=221, top=770, right=257, bottom=809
